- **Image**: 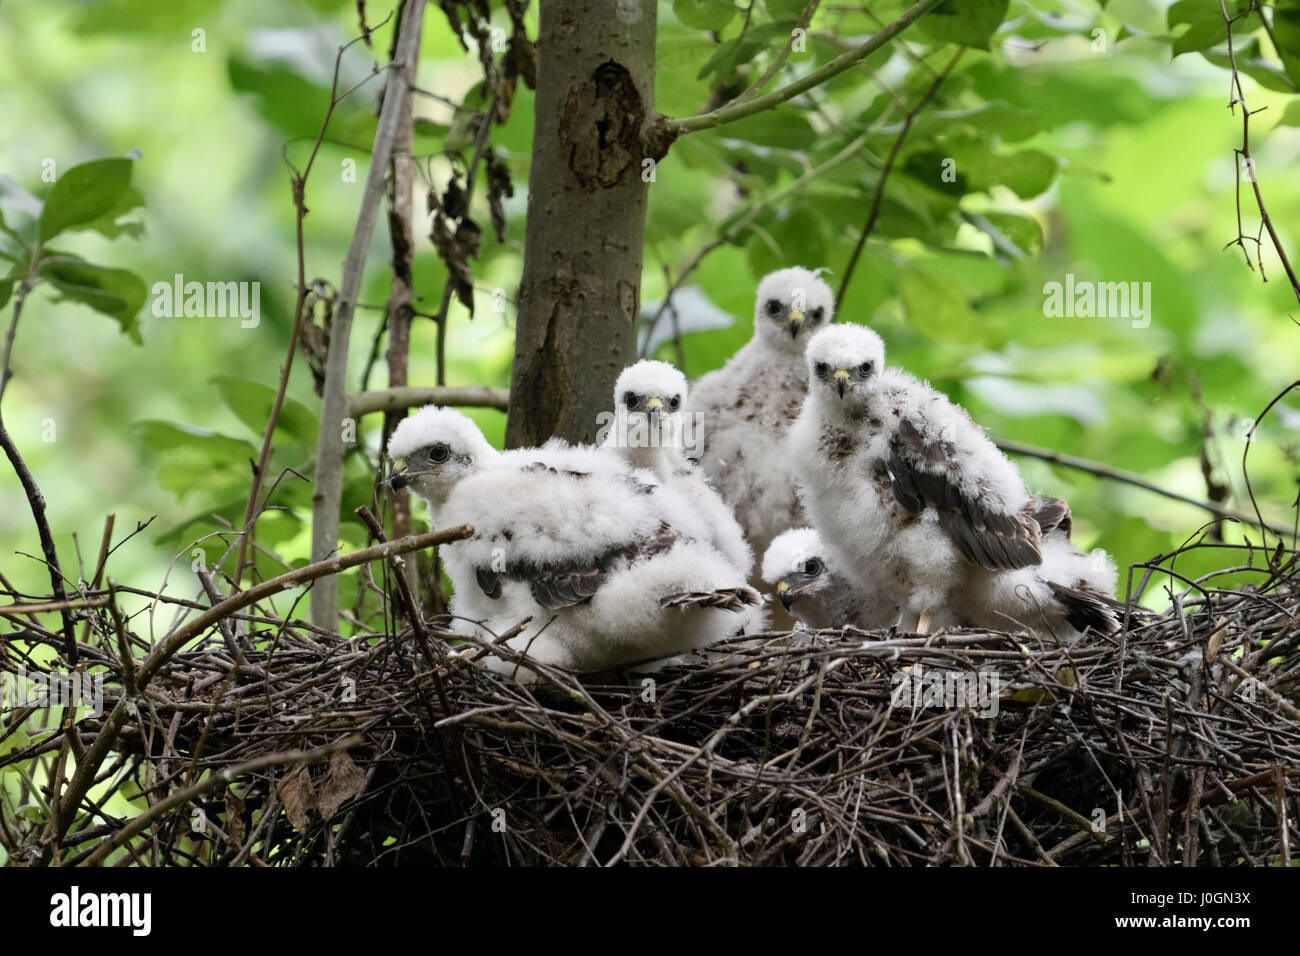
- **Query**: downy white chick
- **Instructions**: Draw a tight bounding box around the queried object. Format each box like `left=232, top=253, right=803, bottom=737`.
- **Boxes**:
left=439, top=458, right=765, bottom=681
left=604, top=359, right=752, bottom=576
left=760, top=527, right=901, bottom=630
left=389, top=405, right=765, bottom=681
left=688, top=267, right=835, bottom=561
left=789, top=324, right=1118, bottom=641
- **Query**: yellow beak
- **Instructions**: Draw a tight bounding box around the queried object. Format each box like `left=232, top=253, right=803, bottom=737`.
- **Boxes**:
left=833, top=369, right=850, bottom=398
left=389, top=457, right=409, bottom=490
left=646, top=396, right=663, bottom=412
left=786, top=310, right=805, bottom=339
left=775, top=581, right=790, bottom=594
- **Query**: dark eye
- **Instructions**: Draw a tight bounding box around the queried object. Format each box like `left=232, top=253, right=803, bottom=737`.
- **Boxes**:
left=624, top=393, right=639, bottom=410
left=765, top=299, right=782, bottom=317
left=429, top=443, right=450, bottom=464
left=811, top=307, right=825, bottom=322
left=814, top=362, right=830, bottom=379
left=668, top=395, right=681, bottom=411
left=803, top=558, right=823, bottom=576
left=858, top=361, right=874, bottom=377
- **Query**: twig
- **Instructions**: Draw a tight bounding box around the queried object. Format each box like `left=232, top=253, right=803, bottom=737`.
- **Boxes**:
left=996, top=435, right=1294, bottom=538
left=1220, top=0, right=1300, bottom=305
left=349, top=384, right=509, bottom=417
left=641, top=131, right=869, bottom=356
left=312, top=0, right=429, bottom=629
left=77, top=735, right=363, bottom=867
left=233, top=18, right=394, bottom=589
left=837, top=47, right=963, bottom=309
left=731, top=1, right=822, bottom=105
left=668, top=0, right=944, bottom=135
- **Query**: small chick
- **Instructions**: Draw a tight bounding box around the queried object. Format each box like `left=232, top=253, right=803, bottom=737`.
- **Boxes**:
left=688, top=267, right=835, bottom=561
left=604, top=359, right=752, bottom=576
left=761, top=528, right=901, bottom=630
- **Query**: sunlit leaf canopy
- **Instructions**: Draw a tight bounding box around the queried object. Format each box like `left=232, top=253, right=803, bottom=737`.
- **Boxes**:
left=2, top=0, right=1299, bottom=609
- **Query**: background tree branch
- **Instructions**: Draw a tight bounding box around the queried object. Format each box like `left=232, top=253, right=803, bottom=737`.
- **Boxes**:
left=311, top=0, right=428, bottom=630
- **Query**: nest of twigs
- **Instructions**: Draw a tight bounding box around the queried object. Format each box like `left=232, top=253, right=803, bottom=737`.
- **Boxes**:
left=3, top=535, right=1299, bottom=867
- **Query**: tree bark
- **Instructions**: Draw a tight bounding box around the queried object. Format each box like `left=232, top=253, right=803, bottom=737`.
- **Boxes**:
left=505, top=0, right=661, bottom=448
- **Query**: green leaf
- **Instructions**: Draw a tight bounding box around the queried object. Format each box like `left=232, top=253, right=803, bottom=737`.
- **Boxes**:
left=988, top=149, right=1059, bottom=199
left=73, top=0, right=222, bottom=34
left=899, top=267, right=979, bottom=342
left=674, top=0, right=737, bottom=31
left=38, top=159, right=133, bottom=242
left=227, top=54, right=373, bottom=142
left=1200, top=40, right=1296, bottom=92
left=918, top=0, right=1009, bottom=50
left=1171, top=18, right=1228, bottom=57
left=1167, top=0, right=1249, bottom=28
left=1273, top=9, right=1300, bottom=85
left=80, top=186, right=146, bottom=240
left=696, top=22, right=797, bottom=81
left=766, top=0, right=810, bottom=18
left=413, top=118, right=449, bottom=139
left=697, top=35, right=764, bottom=80
left=137, top=420, right=257, bottom=458
left=1278, top=100, right=1300, bottom=127
left=137, top=421, right=259, bottom=502
left=39, top=255, right=147, bottom=342
left=0, top=280, right=13, bottom=312
left=211, top=376, right=319, bottom=451
left=962, top=101, right=1044, bottom=143
left=976, top=212, right=1044, bottom=256
left=901, top=149, right=968, bottom=197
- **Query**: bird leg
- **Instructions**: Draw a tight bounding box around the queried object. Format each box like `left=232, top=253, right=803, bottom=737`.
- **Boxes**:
left=894, top=607, right=934, bottom=635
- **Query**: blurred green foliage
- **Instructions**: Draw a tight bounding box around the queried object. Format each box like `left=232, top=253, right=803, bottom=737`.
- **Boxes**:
left=2, top=0, right=1299, bottom=627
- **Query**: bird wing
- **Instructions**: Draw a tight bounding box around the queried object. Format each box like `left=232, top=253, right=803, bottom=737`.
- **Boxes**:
left=888, top=417, right=1042, bottom=571
left=1047, top=582, right=1121, bottom=636
left=476, top=523, right=680, bottom=610
left=1030, top=496, right=1072, bottom=539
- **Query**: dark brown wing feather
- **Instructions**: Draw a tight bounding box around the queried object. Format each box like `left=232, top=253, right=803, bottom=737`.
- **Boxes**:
left=1030, top=496, right=1072, bottom=538
left=1048, top=582, right=1121, bottom=636
left=478, top=523, right=680, bottom=611
left=889, top=418, right=1042, bottom=571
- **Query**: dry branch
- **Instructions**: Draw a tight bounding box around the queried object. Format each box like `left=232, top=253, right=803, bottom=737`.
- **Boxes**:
left=311, top=0, right=428, bottom=630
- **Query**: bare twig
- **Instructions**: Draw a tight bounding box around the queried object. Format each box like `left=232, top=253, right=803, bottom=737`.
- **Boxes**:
left=669, top=0, right=944, bottom=135
left=1219, top=0, right=1300, bottom=305
left=349, top=384, right=509, bottom=417
left=312, top=0, right=429, bottom=629
left=837, top=47, right=963, bottom=309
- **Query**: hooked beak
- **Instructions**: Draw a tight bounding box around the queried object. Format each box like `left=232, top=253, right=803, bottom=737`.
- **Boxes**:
left=787, top=310, right=805, bottom=339
left=776, top=579, right=796, bottom=610
left=646, top=396, right=663, bottom=426
left=833, top=368, right=849, bottom=399
left=390, top=457, right=408, bottom=490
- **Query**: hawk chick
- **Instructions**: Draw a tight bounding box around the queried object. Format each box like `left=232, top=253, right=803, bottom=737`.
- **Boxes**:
left=688, top=267, right=834, bottom=561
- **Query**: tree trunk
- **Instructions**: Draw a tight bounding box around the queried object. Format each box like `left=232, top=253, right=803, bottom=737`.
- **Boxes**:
left=505, top=0, right=662, bottom=448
